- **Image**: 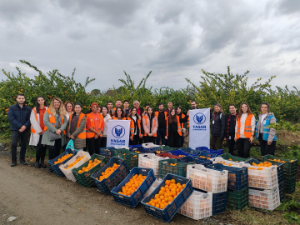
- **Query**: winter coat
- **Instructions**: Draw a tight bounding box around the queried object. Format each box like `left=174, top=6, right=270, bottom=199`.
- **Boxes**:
left=8, top=103, right=31, bottom=131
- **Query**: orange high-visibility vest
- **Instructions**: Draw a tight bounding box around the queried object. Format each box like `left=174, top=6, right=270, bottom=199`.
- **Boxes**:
left=43, top=108, right=66, bottom=135
left=86, top=113, right=104, bottom=138
left=129, top=117, right=142, bottom=138
left=31, top=107, right=48, bottom=133
left=166, top=115, right=182, bottom=137
left=236, top=114, right=254, bottom=139
left=68, top=113, right=87, bottom=139
left=143, top=115, right=157, bottom=137
left=154, top=111, right=168, bottom=121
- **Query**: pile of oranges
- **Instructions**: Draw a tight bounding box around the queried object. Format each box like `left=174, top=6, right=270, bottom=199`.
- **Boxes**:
left=146, top=179, right=185, bottom=210
left=64, top=156, right=85, bottom=170
left=78, top=158, right=102, bottom=174
left=96, top=163, right=119, bottom=181
left=118, top=174, right=146, bottom=196
left=54, top=153, right=73, bottom=165
left=170, top=163, right=177, bottom=166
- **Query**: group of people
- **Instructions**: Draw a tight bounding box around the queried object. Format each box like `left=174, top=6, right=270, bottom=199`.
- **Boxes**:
left=7, top=94, right=277, bottom=168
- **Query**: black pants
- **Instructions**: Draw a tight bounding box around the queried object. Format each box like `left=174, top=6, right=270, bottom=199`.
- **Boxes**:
left=48, top=139, right=62, bottom=160
left=210, top=135, right=222, bottom=150
left=156, top=128, right=166, bottom=145
left=130, top=135, right=140, bottom=146
left=227, top=135, right=236, bottom=155
left=259, top=134, right=276, bottom=156
left=168, top=132, right=179, bottom=147
left=36, top=135, right=47, bottom=163
left=100, top=137, right=107, bottom=148
left=237, top=138, right=251, bottom=158
left=11, top=130, right=30, bottom=161
left=86, top=137, right=101, bottom=155
left=144, top=136, right=156, bottom=144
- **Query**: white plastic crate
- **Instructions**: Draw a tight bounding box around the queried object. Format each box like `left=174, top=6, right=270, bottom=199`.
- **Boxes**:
left=212, top=157, right=244, bottom=168
left=138, top=153, right=166, bottom=177
left=187, top=164, right=228, bottom=193
left=59, top=151, right=91, bottom=182
left=179, top=190, right=212, bottom=220
left=243, top=163, right=278, bottom=189
left=144, top=179, right=161, bottom=197
left=249, top=187, right=280, bottom=211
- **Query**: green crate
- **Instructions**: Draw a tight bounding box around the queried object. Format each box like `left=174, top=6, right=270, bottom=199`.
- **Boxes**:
left=72, top=154, right=107, bottom=187
left=221, top=153, right=252, bottom=162
left=227, top=187, right=248, bottom=210
left=284, top=177, right=296, bottom=194
left=262, top=155, right=298, bottom=176
left=158, top=158, right=188, bottom=179
left=114, top=149, right=138, bottom=169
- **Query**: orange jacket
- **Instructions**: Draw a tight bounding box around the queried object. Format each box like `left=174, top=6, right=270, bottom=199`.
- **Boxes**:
left=236, top=114, right=254, bottom=139
left=43, top=108, right=66, bottom=135
left=166, top=115, right=182, bottom=136
left=86, top=113, right=104, bottom=138
left=142, top=115, right=158, bottom=137
left=68, top=112, right=87, bottom=139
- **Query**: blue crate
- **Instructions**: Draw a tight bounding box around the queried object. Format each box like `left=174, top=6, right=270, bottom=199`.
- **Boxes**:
left=178, top=156, right=212, bottom=167
left=141, top=174, right=193, bottom=223
left=111, top=168, right=156, bottom=207
left=195, top=147, right=223, bottom=156
left=279, top=180, right=285, bottom=201
left=208, top=163, right=248, bottom=191
left=91, top=157, right=130, bottom=195
left=212, top=192, right=227, bottom=215
left=196, top=150, right=218, bottom=159
left=99, top=147, right=117, bottom=161
left=48, top=148, right=77, bottom=177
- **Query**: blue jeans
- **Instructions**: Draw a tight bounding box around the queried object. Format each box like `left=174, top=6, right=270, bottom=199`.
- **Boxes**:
left=156, top=128, right=166, bottom=145
left=11, top=130, right=30, bottom=161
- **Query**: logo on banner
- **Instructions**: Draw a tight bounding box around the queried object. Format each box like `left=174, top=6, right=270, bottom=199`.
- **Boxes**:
left=192, top=112, right=207, bottom=131
left=112, top=125, right=125, bottom=138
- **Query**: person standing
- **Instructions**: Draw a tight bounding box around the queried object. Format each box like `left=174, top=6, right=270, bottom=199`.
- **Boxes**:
left=100, top=106, right=111, bottom=147
left=42, top=97, right=68, bottom=161
left=64, top=101, right=74, bottom=121
left=123, top=100, right=131, bottom=117
left=155, top=103, right=168, bottom=145
left=67, top=103, right=86, bottom=151
left=86, top=103, right=104, bottom=155
left=210, top=103, right=225, bottom=150
left=225, top=104, right=237, bottom=155
left=142, top=107, right=158, bottom=143
left=133, top=100, right=144, bottom=116
left=8, top=94, right=31, bottom=167
left=165, top=108, right=182, bottom=147
left=29, top=96, right=48, bottom=168
left=128, top=107, right=143, bottom=145
left=234, top=103, right=255, bottom=158
left=255, top=102, right=277, bottom=156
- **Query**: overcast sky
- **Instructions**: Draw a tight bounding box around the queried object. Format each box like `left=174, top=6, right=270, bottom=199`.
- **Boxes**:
left=0, top=0, right=300, bottom=92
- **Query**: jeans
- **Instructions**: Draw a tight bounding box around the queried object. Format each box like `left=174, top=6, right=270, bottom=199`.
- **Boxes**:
left=48, top=139, right=62, bottom=160
left=11, top=130, right=30, bottom=161
left=156, top=128, right=166, bottom=145
left=36, top=135, right=47, bottom=163
left=237, top=138, right=251, bottom=158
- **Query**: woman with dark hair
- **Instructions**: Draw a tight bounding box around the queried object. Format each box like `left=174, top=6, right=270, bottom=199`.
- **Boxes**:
left=66, top=103, right=86, bottom=151
left=176, top=106, right=187, bottom=147
left=112, top=107, right=127, bottom=120
left=255, top=102, right=277, bottom=156
left=142, top=107, right=158, bottom=143
left=166, top=108, right=182, bottom=147
left=210, top=103, right=226, bottom=150
left=100, top=106, right=111, bottom=147
left=128, top=107, right=143, bottom=145
left=64, top=101, right=74, bottom=121
left=234, top=103, right=255, bottom=158
left=29, top=96, right=48, bottom=168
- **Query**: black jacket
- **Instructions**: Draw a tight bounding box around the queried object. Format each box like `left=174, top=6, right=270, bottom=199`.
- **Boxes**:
left=8, top=103, right=32, bottom=131
left=210, top=112, right=225, bottom=138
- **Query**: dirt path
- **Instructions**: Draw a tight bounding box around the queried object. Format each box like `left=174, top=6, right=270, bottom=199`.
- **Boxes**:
left=0, top=153, right=224, bottom=225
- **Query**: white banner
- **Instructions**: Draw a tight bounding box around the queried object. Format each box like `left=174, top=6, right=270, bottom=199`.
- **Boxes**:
left=107, top=120, right=131, bottom=147
left=189, top=108, right=210, bottom=149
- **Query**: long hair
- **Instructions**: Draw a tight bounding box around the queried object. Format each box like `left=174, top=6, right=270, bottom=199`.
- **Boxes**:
left=49, top=97, right=66, bottom=116
left=35, top=96, right=47, bottom=113
left=114, top=106, right=126, bottom=118
left=168, top=108, right=178, bottom=124
left=237, top=102, right=252, bottom=118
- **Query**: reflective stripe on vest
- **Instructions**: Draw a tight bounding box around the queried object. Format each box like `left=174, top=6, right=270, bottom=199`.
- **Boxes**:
left=68, top=113, right=87, bottom=139
left=236, top=114, right=253, bottom=139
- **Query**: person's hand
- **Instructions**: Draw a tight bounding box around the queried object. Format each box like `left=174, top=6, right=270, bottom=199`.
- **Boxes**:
left=267, top=141, right=272, bottom=145
left=165, top=136, right=168, bottom=140
left=130, top=136, right=134, bottom=141
left=70, top=135, right=75, bottom=139
left=250, top=136, right=254, bottom=143
left=56, top=129, right=62, bottom=135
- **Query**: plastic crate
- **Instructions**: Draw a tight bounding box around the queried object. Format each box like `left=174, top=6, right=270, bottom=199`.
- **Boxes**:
left=284, top=177, right=296, bottom=194
left=169, top=150, right=190, bottom=157
left=243, top=163, right=278, bottom=190
left=262, top=155, right=298, bottom=176
left=100, top=147, right=117, bottom=161
left=138, top=153, right=166, bottom=177
left=279, top=180, right=284, bottom=201
left=72, top=154, right=107, bottom=187
left=195, top=147, right=223, bottom=156
left=58, top=151, right=91, bottom=182
left=249, top=187, right=280, bottom=211
left=158, top=158, right=188, bottom=179
left=179, top=190, right=212, bottom=220
left=144, top=180, right=161, bottom=197
left=208, top=163, right=248, bottom=191
left=157, top=152, right=181, bottom=159
left=187, top=164, right=228, bottom=193
left=220, top=153, right=252, bottom=162
left=251, top=159, right=283, bottom=183
left=91, top=157, right=130, bottom=195
left=195, top=150, right=218, bottom=160
left=212, top=192, right=227, bottom=215
left=114, top=149, right=139, bottom=169
left=178, top=156, right=212, bottom=167
left=141, top=174, right=193, bottom=223
left=48, top=149, right=77, bottom=177
left=177, top=148, right=201, bottom=156
left=129, top=145, right=148, bottom=154
left=227, top=187, right=248, bottom=210
left=111, top=168, right=156, bottom=207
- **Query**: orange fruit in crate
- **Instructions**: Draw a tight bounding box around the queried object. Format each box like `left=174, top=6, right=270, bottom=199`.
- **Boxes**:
left=96, top=163, right=120, bottom=181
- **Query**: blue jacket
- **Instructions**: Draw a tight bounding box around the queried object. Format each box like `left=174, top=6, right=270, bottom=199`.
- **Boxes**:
left=8, top=103, right=32, bottom=131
